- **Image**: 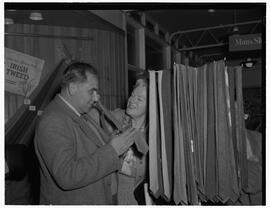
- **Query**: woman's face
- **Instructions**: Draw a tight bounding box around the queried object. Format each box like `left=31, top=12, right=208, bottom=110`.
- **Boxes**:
left=126, top=85, right=147, bottom=119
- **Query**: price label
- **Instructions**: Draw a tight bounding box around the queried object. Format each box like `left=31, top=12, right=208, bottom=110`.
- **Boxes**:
left=24, top=99, right=31, bottom=105
left=29, top=105, right=36, bottom=111
left=37, top=110, right=43, bottom=116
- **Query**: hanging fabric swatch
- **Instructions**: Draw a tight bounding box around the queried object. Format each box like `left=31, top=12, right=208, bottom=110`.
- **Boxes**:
left=173, top=64, right=187, bottom=205
left=178, top=65, right=198, bottom=204
left=147, top=60, right=248, bottom=205
left=214, top=61, right=239, bottom=202
left=224, top=66, right=239, bottom=203
left=204, top=62, right=218, bottom=202
left=149, top=71, right=163, bottom=198
left=235, top=66, right=249, bottom=191
left=157, top=70, right=173, bottom=201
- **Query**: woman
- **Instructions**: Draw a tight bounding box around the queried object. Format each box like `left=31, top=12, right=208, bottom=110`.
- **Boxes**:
left=107, top=78, right=149, bottom=205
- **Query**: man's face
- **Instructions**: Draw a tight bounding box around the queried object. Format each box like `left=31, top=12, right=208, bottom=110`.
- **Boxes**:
left=126, top=85, right=147, bottom=119
left=72, top=72, right=99, bottom=114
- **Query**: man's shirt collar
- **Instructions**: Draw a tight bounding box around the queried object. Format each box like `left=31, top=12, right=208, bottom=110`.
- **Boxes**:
left=58, top=94, right=81, bottom=117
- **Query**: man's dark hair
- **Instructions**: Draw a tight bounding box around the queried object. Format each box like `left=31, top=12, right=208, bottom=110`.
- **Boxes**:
left=61, top=62, right=98, bottom=88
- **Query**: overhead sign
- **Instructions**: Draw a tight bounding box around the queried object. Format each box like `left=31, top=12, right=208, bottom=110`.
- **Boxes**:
left=229, top=33, right=262, bottom=51
left=5, top=48, right=45, bottom=97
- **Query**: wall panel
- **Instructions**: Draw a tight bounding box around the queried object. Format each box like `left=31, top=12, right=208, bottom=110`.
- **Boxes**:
left=5, top=24, right=127, bottom=125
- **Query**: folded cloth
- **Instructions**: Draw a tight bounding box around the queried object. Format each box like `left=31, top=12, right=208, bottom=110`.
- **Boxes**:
left=133, top=131, right=149, bottom=155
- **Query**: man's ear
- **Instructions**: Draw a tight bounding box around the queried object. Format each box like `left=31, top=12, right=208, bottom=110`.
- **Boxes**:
left=68, top=82, right=77, bottom=95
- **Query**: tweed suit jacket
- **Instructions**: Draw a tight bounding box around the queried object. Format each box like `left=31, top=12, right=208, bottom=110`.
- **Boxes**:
left=34, top=95, right=121, bottom=205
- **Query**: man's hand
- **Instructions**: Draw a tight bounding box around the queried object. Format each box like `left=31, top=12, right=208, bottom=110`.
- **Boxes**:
left=110, top=127, right=137, bottom=156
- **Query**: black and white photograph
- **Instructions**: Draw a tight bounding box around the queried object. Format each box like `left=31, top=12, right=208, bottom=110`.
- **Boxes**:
left=3, top=2, right=266, bottom=206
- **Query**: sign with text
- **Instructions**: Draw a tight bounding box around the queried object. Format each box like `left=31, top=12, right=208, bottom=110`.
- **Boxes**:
left=229, top=33, right=262, bottom=51
left=5, top=48, right=45, bottom=97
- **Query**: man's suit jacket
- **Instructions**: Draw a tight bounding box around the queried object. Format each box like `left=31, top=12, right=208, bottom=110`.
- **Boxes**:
left=34, top=95, right=121, bottom=205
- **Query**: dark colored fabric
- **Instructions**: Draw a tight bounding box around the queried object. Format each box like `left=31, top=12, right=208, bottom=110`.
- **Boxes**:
left=202, top=66, right=208, bottom=200
left=155, top=71, right=164, bottom=198
left=224, top=67, right=239, bottom=202
left=83, top=113, right=110, bottom=144
left=100, top=112, right=112, bottom=136
left=205, top=62, right=217, bottom=201
left=5, top=144, right=28, bottom=181
left=34, top=95, right=121, bottom=205
left=173, top=65, right=187, bottom=204
left=196, top=67, right=205, bottom=199
left=227, top=67, right=239, bottom=186
left=179, top=66, right=198, bottom=204
left=134, top=179, right=147, bottom=205
left=178, top=66, right=192, bottom=203
left=215, top=61, right=228, bottom=201
left=245, top=160, right=262, bottom=194
left=133, top=132, right=149, bottom=155
left=236, top=68, right=248, bottom=191
left=159, top=70, right=173, bottom=201
left=171, top=61, right=251, bottom=205
left=215, top=61, right=239, bottom=202
left=246, top=130, right=262, bottom=162
left=5, top=176, right=31, bottom=205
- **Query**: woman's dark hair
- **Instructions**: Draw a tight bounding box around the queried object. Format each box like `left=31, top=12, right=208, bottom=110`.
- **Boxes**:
left=133, top=70, right=149, bottom=90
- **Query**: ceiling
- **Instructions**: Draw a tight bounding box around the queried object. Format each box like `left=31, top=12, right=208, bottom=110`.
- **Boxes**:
left=4, top=10, right=123, bottom=33
left=145, top=9, right=263, bottom=32
left=4, top=4, right=266, bottom=63
left=144, top=7, right=265, bottom=62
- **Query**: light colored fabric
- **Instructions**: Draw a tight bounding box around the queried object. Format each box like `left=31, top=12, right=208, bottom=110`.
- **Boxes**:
left=120, top=148, right=137, bottom=177
left=149, top=71, right=159, bottom=195
left=58, top=94, right=80, bottom=117
left=144, top=183, right=153, bottom=205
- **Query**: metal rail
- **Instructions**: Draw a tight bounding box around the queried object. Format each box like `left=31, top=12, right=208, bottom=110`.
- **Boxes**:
left=169, top=20, right=262, bottom=41
left=177, top=43, right=227, bottom=52
left=5, top=32, right=94, bottom=41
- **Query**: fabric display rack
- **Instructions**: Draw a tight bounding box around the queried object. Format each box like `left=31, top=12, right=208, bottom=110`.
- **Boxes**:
left=147, top=60, right=248, bottom=205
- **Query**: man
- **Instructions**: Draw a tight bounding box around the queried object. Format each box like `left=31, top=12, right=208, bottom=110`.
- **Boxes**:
left=34, top=62, right=136, bottom=205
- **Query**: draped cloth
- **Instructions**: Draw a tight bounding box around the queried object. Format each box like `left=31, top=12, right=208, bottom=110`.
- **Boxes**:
left=178, top=65, right=198, bottom=204
left=147, top=61, right=248, bottom=205
left=205, top=62, right=217, bottom=201
left=149, top=71, right=163, bottom=198
left=173, top=65, right=187, bottom=204
left=157, top=70, right=173, bottom=201
left=235, top=67, right=248, bottom=191
left=149, top=70, right=173, bottom=201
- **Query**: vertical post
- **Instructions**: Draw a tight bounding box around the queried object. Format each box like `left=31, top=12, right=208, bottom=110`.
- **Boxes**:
left=165, top=32, right=170, bottom=43
left=184, top=51, right=189, bottom=65
left=163, top=46, right=171, bottom=69
left=123, top=12, right=129, bottom=98
left=140, top=12, right=146, bottom=26
left=136, top=28, right=146, bottom=69
left=154, top=23, right=159, bottom=36
left=175, top=52, right=182, bottom=64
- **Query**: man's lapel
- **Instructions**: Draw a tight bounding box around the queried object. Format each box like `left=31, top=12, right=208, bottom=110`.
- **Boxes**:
left=54, top=96, right=104, bottom=147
